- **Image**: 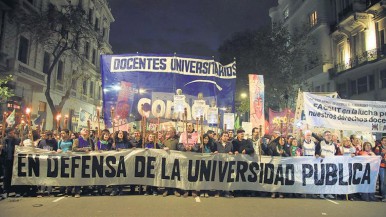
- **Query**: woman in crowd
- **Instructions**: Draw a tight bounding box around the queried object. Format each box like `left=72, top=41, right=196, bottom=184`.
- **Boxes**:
left=57, top=129, right=74, bottom=196
left=95, top=131, right=112, bottom=195
left=360, top=142, right=377, bottom=201
left=144, top=133, right=161, bottom=196
left=110, top=130, right=133, bottom=196
left=199, top=134, right=215, bottom=198
left=340, top=137, right=356, bottom=157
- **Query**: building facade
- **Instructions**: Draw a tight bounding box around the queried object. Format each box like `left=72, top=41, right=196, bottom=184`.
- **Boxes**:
left=269, top=0, right=386, bottom=103
left=0, top=0, right=114, bottom=130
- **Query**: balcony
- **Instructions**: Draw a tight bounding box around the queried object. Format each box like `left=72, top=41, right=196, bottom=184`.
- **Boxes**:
left=9, top=60, right=47, bottom=88
left=334, top=48, right=384, bottom=73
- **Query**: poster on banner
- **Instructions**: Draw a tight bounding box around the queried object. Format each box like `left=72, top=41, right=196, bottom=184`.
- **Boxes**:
left=173, top=95, right=186, bottom=114
left=249, top=75, right=264, bottom=129
left=303, top=92, right=386, bottom=132
left=207, top=107, right=218, bottom=124
left=242, top=122, right=252, bottom=138
left=223, top=113, right=234, bottom=130
left=12, top=146, right=380, bottom=194
left=78, top=108, right=92, bottom=129
left=101, top=54, right=236, bottom=127
left=192, top=100, right=207, bottom=119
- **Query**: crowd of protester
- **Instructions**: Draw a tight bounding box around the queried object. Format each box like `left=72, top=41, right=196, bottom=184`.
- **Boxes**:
left=0, top=122, right=385, bottom=202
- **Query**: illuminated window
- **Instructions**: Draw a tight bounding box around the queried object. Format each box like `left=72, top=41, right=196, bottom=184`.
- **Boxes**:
left=38, top=101, right=46, bottom=112
left=309, top=11, right=318, bottom=27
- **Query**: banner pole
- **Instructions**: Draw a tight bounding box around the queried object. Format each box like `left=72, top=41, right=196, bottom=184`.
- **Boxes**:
left=200, top=115, right=203, bottom=153
left=184, top=108, right=188, bottom=146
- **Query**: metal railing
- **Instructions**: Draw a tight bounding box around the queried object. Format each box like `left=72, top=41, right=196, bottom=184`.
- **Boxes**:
left=334, top=48, right=384, bottom=73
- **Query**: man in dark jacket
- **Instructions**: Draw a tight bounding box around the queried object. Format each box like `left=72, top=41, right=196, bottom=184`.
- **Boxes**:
left=232, top=129, right=254, bottom=155
left=1, top=127, right=21, bottom=199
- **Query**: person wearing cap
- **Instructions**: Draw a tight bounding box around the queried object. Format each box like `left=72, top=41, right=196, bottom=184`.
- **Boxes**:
left=232, top=129, right=254, bottom=155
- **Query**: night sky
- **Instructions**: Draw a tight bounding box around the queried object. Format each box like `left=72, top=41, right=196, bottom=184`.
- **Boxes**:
left=109, top=0, right=277, bottom=58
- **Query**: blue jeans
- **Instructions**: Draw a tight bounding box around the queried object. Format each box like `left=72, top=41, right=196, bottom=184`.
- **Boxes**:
left=380, top=167, right=386, bottom=199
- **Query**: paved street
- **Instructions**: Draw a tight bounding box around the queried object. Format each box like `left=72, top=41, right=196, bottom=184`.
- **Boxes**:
left=0, top=193, right=385, bottom=217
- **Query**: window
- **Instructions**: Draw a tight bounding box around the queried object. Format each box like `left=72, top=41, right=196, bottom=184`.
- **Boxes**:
left=57, top=60, right=64, bottom=81
left=337, top=83, right=347, bottom=98
left=309, top=11, right=318, bottom=28
left=357, top=76, right=367, bottom=94
left=43, top=52, right=50, bottom=74
left=381, top=70, right=386, bottom=88
left=38, top=101, right=46, bottom=112
left=72, top=78, right=77, bottom=90
left=88, top=8, right=93, bottom=23
left=84, top=42, right=89, bottom=59
left=369, top=74, right=375, bottom=91
left=18, top=36, right=29, bottom=64
left=92, top=49, right=96, bottom=65
left=350, top=80, right=357, bottom=95
left=314, top=86, right=321, bottom=92
left=283, top=8, right=289, bottom=20
left=89, top=81, right=94, bottom=97
left=83, top=80, right=87, bottom=95
left=95, top=17, right=99, bottom=31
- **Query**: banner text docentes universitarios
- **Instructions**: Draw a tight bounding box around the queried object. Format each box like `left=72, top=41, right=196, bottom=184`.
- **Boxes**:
left=13, top=147, right=380, bottom=194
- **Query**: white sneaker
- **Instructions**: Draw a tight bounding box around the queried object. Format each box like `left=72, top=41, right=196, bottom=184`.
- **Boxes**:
left=319, top=194, right=325, bottom=199
left=326, top=194, right=334, bottom=199
left=200, top=193, right=204, bottom=197
left=15, top=194, right=21, bottom=198
left=1, top=193, right=7, bottom=199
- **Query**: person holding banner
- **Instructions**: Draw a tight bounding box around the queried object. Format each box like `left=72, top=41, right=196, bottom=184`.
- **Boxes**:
left=232, top=129, right=254, bottom=197
left=313, top=131, right=339, bottom=199
left=374, top=136, right=386, bottom=202
left=37, top=131, right=58, bottom=151
left=110, top=130, right=134, bottom=196
left=360, top=142, right=377, bottom=202
left=214, top=132, right=234, bottom=198
left=71, top=128, right=94, bottom=198
left=57, top=129, right=74, bottom=197
left=95, top=131, right=112, bottom=196
left=161, top=127, right=181, bottom=197
left=144, top=132, right=161, bottom=196
left=36, top=130, right=58, bottom=198
left=268, top=135, right=288, bottom=199
left=178, top=122, right=200, bottom=198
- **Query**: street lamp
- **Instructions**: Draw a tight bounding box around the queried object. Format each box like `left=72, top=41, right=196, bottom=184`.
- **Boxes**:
left=240, top=92, right=247, bottom=99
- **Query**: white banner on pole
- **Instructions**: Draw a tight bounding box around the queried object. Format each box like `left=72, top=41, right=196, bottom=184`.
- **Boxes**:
left=13, top=147, right=380, bottom=194
left=223, top=113, right=234, bottom=130
left=303, top=92, right=386, bottom=132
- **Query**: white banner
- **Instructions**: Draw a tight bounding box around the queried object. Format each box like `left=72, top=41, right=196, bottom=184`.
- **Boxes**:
left=12, top=147, right=380, bottom=194
left=303, top=92, right=386, bottom=132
